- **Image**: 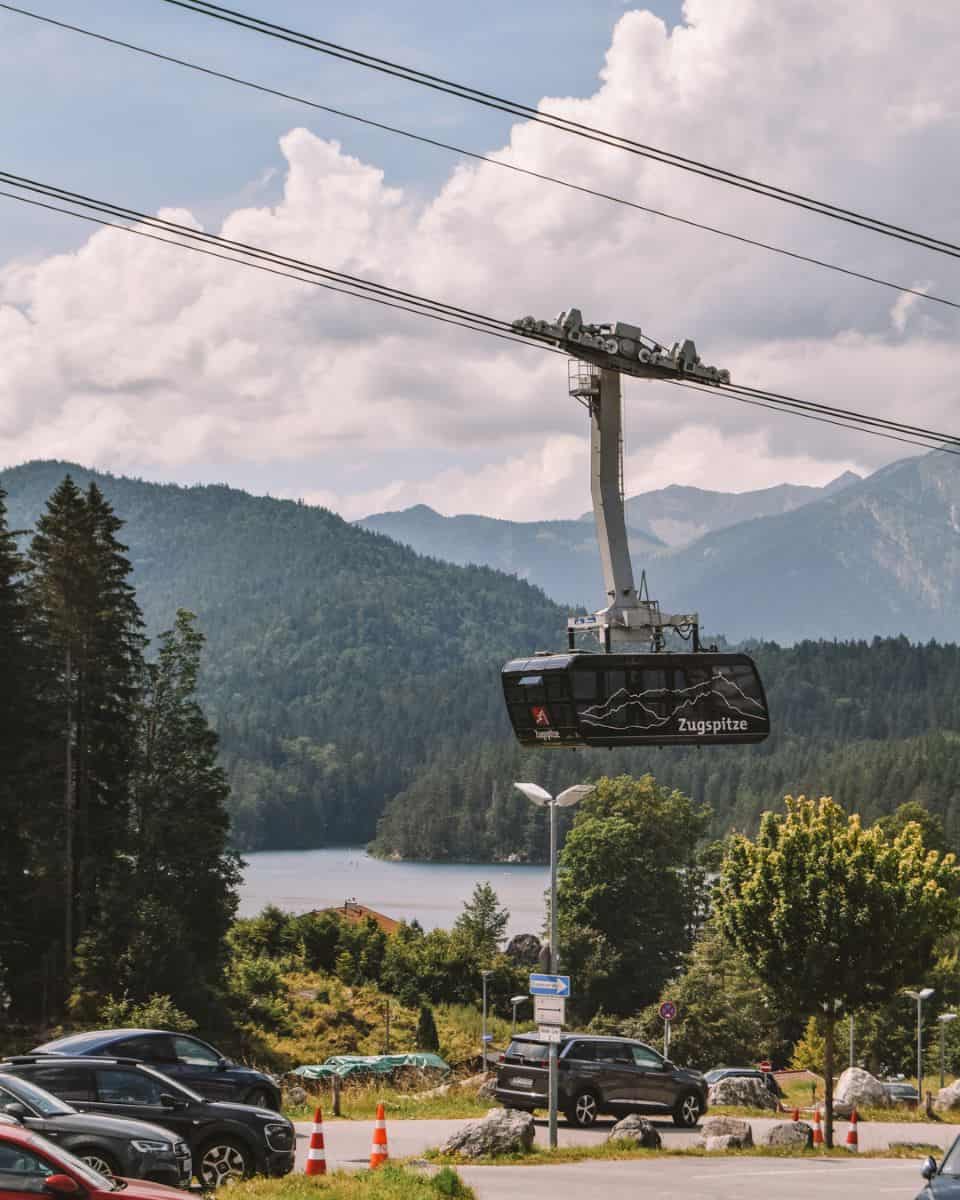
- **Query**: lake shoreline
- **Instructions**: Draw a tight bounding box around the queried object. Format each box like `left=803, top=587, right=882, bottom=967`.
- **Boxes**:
left=239, top=846, right=549, bottom=938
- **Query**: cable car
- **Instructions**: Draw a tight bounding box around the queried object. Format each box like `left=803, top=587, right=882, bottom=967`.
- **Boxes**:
left=502, top=309, right=770, bottom=750
left=502, top=651, right=770, bottom=748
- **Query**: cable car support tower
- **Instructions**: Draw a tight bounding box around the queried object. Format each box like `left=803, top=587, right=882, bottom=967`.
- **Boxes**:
left=513, top=307, right=731, bottom=654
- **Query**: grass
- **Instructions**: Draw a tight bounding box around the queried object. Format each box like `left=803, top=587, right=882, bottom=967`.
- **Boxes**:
left=287, top=1084, right=495, bottom=1122
left=224, top=1165, right=472, bottom=1200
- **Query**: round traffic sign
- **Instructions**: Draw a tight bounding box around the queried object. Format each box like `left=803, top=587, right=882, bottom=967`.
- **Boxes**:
left=659, top=1001, right=677, bottom=1022
left=758, top=1059, right=772, bottom=1072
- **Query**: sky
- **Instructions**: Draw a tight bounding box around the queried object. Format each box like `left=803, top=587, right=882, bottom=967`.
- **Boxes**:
left=1, top=0, right=958, bottom=521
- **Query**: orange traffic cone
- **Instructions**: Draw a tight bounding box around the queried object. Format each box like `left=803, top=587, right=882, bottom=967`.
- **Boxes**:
left=369, top=1102, right=389, bottom=1169
left=305, top=1107, right=326, bottom=1177
left=845, top=1108, right=859, bottom=1152
left=812, top=1107, right=824, bottom=1147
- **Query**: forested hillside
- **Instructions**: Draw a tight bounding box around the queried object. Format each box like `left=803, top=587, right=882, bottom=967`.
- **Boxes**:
left=372, top=639, right=960, bottom=860
left=2, top=461, right=563, bottom=850
left=6, top=461, right=960, bottom=860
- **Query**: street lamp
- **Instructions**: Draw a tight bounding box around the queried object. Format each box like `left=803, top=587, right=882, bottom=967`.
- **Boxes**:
left=480, top=970, right=493, bottom=1072
left=515, top=782, right=594, bottom=1149
left=510, top=994, right=528, bottom=1035
left=906, top=988, right=935, bottom=1096
left=939, top=1013, right=958, bottom=1089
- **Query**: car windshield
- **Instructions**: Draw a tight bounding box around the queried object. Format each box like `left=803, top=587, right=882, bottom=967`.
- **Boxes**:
left=25, top=1137, right=123, bottom=1191
left=941, top=1138, right=960, bottom=1175
left=0, top=1077, right=74, bottom=1118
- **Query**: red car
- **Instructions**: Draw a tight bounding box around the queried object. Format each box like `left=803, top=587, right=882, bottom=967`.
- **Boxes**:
left=0, top=1120, right=183, bottom=1200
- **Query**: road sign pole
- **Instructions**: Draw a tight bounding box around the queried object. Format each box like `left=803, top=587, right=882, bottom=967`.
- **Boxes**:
left=548, top=799, right=559, bottom=1150
left=664, top=1018, right=670, bottom=1060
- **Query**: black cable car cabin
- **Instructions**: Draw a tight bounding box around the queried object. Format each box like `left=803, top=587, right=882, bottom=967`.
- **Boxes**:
left=502, top=652, right=770, bottom=749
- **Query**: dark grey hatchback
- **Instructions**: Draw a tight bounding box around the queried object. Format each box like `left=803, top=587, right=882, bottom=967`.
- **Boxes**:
left=0, top=1073, right=191, bottom=1186
left=917, top=1136, right=960, bottom=1198
left=495, top=1034, right=708, bottom=1128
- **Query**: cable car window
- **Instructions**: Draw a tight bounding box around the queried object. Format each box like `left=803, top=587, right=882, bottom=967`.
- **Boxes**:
left=572, top=671, right=598, bottom=701
left=545, top=674, right=570, bottom=701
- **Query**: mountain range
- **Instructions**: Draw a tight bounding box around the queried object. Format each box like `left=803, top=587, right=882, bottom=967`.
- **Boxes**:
left=4, top=451, right=959, bottom=856
left=361, top=454, right=959, bottom=642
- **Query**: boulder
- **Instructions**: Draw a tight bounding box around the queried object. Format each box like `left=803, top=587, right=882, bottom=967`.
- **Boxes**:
left=835, top=1068, right=888, bottom=1109
left=707, top=1076, right=778, bottom=1111
left=440, top=1108, right=536, bottom=1158
left=283, top=1084, right=308, bottom=1107
left=934, top=1081, right=960, bottom=1112
left=705, top=1134, right=748, bottom=1151
left=505, top=934, right=542, bottom=966
left=759, top=1121, right=813, bottom=1148
left=697, top=1116, right=754, bottom=1149
left=607, top=1114, right=662, bottom=1149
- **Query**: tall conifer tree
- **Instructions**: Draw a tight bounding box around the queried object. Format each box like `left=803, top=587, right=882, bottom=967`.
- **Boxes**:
left=27, top=477, right=144, bottom=986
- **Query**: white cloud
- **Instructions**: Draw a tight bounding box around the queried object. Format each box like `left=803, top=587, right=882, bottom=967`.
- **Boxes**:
left=2, top=1, right=960, bottom=518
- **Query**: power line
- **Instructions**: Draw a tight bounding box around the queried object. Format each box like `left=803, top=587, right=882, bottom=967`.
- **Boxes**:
left=3, top=3, right=956, bottom=314
left=675, top=380, right=960, bottom=458
left=2, top=171, right=958, bottom=456
left=156, top=0, right=960, bottom=262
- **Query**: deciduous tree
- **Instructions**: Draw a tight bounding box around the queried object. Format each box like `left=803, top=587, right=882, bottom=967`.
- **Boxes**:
left=717, top=795, right=959, bottom=1145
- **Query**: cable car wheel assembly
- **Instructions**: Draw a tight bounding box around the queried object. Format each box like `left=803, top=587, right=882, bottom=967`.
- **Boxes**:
left=501, top=308, right=770, bottom=749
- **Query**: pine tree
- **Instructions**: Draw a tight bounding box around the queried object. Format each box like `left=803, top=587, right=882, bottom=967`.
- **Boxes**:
left=453, top=882, right=509, bottom=962
left=416, top=1003, right=440, bottom=1051
left=0, top=486, right=52, bottom=1014
left=27, top=477, right=144, bottom=988
left=73, top=610, right=240, bottom=1018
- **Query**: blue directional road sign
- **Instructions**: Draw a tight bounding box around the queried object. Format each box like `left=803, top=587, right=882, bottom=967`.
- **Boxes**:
left=529, top=973, right=571, bottom=998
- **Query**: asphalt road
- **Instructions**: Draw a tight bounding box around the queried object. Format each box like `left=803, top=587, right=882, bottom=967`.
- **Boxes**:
left=457, top=1158, right=924, bottom=1199
left=293, top=1112, right=959, bottom=1170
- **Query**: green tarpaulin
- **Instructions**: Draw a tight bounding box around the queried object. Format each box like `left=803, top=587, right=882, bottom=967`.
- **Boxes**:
left=292, top=1053, right=450, bottom=1081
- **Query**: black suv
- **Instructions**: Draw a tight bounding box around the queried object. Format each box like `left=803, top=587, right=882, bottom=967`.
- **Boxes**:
left=0, top=1057, right=294, bottom=1188
left=0, top=1072, right=191, bottom=1187
left=495, top=1034, right=707, bottom=1128
left=31, top=1030, right=281, bottom=1111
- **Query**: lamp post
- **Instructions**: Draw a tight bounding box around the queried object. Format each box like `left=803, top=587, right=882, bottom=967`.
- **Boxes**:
left=514, top=782, right=594, bottom=1149
left=510, top=994, right=528, bottom=1035
left=906, top=988, right=935, bottom=1096
left=939, top=1013, right=957, bottom=1089
left=480, top=969, right=492, bottom=1072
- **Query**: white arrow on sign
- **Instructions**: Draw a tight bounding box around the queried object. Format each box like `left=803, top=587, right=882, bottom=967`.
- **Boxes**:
left=529, top=975, right=571, bottom=995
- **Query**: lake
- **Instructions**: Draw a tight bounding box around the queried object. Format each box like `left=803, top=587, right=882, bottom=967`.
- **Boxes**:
left=239, top=847, right=550, bottom=938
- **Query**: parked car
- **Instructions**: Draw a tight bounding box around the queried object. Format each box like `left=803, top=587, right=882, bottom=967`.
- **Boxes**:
left=495, top=1033, right=708, bottom=1128
left=0, top=1072, right=190, bottom=1187
left=0, top=1057, right=294, bottom=1189
left=30, top=1031, right=281, bottom=1112
left=884, top=1080, right=920, bottom=1106
left=0, top=1120, right=185, bottom=1200
left=703, top=1067, right=784, bottom=1099
left=918, top=1134, right=960, bottom=1198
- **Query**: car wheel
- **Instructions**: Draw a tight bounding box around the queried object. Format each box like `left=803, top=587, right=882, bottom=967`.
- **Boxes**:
left=566, top=1090, right=600, bottom=1128
left=77, top=1150, right=121, bottom=1179
left=245, top=1087, right=278, bottom=1111
left=198, top=1137, right=254, bottom=1188
left=673, top=1092, right=703, bottom=1128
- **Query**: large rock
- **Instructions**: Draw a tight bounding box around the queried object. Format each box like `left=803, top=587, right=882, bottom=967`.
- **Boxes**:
left=697, top=1116, right=754, bottom=1149
left=505, top=934, right=542, bottom=966
left=934, top=1081, right=960, bottom=1112
left=707, top=1076, right=778, bottom=1111
left=607, top=1114, right=662, bottom=1149
left=835, top=1067, right=888, bottom=1109
left=440, top=1108, right=536, bottom=1158
left=759, top=1121, right=813, bottom=1148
